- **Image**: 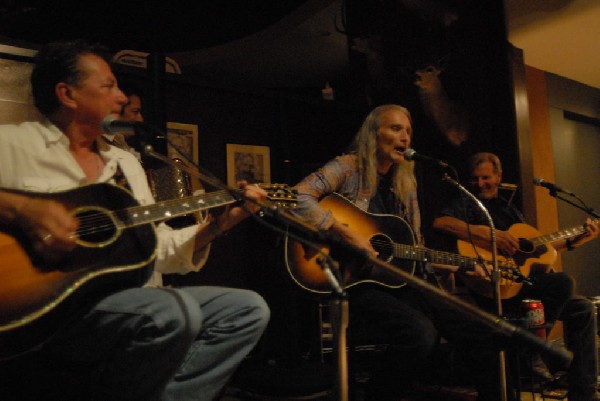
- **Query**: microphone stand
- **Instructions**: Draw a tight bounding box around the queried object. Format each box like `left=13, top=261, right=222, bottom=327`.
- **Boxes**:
left=442, top=174, right=508, bottom=401
left=316, top=256, right=349, bottom=401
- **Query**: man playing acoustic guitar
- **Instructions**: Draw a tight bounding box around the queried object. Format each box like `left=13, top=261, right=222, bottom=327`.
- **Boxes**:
left=0, top=40, right=270, bottom=401
left=432, top=152, right=599, bottom=401
left=292, top=105, right=527, bottom=401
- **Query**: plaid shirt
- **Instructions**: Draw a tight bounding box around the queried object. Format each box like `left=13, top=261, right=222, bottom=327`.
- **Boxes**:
left=293, top=153, right=423, bottom=245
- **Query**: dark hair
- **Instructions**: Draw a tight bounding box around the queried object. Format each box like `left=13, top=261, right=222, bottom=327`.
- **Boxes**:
left=118, top=81, right=145, bottom=99
left=30, top=39, right=110, bottom=116
left=117, top=80, right=146, bottom=116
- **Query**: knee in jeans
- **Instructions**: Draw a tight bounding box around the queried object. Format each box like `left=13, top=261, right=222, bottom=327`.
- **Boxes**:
left=241, top=290, right=271, bottom=326
left=156, top=290, right=203, bottom=344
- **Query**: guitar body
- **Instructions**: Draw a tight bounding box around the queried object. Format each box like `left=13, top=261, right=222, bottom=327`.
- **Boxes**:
left=457, top=223, right=557, bottom=299
left=285, top=193, right=416, bottom=293
left=0, top=183, right=157, bottom=359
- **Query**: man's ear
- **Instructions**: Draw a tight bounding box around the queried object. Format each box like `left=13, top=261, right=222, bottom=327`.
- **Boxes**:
left=55, top=82, right=77, bottom=109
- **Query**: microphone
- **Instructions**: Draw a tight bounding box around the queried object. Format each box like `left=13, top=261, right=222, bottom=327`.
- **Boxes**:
left=403, top=148, right=448, bottom=168
left=533, top=177, right=574, bottom=196
left=101, top=115, right=147, bottom=135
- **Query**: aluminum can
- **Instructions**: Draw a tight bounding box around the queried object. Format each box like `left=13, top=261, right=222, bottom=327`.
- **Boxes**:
left=522, top=299, right=546, bottom=339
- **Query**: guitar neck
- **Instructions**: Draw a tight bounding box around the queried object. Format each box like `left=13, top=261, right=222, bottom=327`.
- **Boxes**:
left=114, top=183, right=296, bottom=228
left=120, top=189, right=237, bottom=227
left=393, top=243, right=475, bottom=268
left=532, top=222, right=593, bottom=246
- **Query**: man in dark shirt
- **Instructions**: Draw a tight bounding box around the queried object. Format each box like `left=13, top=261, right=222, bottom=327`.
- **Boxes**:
left=433, top=152, right=599, bottom=401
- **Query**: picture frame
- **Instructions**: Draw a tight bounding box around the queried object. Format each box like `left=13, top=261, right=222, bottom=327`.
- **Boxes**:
left=166, top=122, right=201, bottom=192
left=226, top=144, right=271, bottom=187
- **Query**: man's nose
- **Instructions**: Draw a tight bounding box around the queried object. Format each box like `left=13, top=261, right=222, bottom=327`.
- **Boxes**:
left=117, top=91, right=128, bottom=105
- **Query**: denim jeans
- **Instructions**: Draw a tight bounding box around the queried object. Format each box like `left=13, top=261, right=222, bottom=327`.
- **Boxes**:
left=43, top=285, right=269, bottom=401
left=164, top=286, right=270, bottom=401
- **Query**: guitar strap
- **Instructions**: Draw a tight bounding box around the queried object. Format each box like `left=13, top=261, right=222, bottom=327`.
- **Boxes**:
left=112, top=162, right=133, bottom=193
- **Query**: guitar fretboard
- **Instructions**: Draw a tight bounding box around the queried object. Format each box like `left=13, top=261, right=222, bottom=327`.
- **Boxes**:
left=109, top=184, right=296, bottom=228
left=532, top=225, right=588, bottom=246
left=393, top=243, right=476, bottom=268
left=119, top=190, right=237, bottom=227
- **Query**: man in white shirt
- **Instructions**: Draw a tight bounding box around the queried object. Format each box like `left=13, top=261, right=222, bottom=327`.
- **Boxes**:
left=0, top=39, right=270, bottom=401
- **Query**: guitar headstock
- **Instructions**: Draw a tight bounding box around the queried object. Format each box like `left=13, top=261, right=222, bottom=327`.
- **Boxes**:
left=259, top=183, right=298, bottom=209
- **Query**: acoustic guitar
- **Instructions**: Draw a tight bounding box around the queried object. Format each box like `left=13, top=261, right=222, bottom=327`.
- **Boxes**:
left=285, top=193, right=522, bottom=294
left=0, top=182, right=296, bottom=359
left=457, top=221, right=593, bottom=299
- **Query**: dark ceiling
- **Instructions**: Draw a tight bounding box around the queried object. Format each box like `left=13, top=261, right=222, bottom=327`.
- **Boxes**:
left=4, top=1, right=593, bottom=90
left=0, top=0, right=350, bottom=88
left=0, top=0, right=524, bottom=91
left=0, top=0, right=310, bottom=52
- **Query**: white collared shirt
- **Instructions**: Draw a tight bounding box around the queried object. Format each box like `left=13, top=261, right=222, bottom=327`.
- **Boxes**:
left=0, top=118, right=210, bottom=287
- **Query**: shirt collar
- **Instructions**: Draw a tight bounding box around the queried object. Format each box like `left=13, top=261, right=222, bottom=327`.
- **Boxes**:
left=39, top=117, right=68, bottom=145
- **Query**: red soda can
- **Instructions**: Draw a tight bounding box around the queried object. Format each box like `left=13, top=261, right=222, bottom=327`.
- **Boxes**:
left=522, top=299, right=546, bottom=339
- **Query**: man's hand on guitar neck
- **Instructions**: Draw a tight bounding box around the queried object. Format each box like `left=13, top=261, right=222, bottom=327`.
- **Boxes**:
left=1, top=191, right=79, bottom=257
left=560, top=218, right=600, bottom=251
left=194, top=181, right=268, bottom=250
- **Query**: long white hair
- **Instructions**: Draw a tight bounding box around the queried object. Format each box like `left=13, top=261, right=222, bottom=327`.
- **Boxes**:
left=349, top=104, right=417, bottom=208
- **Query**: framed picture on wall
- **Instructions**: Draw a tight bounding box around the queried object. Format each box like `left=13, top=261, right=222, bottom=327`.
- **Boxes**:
left=226, top=144, right=270, bottom=187
left=166, top=122, right=200, bottom=191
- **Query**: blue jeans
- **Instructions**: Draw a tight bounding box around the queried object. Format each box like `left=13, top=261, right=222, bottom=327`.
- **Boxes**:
left=164, top=286, right=270, bottom=401
left=44, top=286, right=269, bottom=401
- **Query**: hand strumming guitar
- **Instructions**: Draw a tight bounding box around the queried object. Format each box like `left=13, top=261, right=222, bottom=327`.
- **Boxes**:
left=0, top=190, right=78, bottom=259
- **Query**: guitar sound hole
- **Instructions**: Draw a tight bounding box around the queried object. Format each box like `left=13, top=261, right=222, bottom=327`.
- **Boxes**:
left=518, top=238, right=534, bottom=253
left=75, top=209, right=117, bottom=246
left=371, top=234, right=393, bottom=263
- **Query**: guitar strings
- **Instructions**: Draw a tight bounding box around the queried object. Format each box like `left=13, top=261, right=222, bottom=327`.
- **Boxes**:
left=368, top=238, right=475, bottom=264
left=368, top=238, right=520, bottom=279
left=72, top=187, right=295, bottom=237
left=70, top=190, right=231, bottom=237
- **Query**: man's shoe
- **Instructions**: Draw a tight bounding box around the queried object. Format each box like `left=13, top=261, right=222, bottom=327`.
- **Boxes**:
left=522, top=352, right=554, bottom=382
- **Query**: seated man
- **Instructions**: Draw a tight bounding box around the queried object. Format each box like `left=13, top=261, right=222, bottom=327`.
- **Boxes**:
left=0, top=39, right=270, bottom=401
left=432, top=152, right=599, bottom=401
